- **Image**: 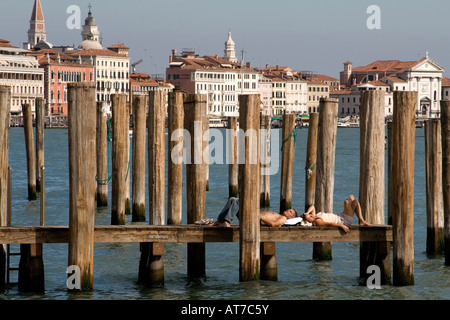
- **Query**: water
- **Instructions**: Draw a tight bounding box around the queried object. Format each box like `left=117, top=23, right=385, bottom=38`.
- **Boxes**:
left=1, top=127, right=450, bottom=301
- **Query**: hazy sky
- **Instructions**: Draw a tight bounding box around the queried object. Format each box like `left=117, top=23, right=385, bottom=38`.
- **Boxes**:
left=2, top=0, right=449, bottom=79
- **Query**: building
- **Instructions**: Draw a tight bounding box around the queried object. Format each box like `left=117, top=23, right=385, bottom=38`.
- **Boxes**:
left=339, top=53, right=445, bottom=117
left=23, top=0, right=49, bottom=50
left=257, top=66, right=307, bottom=115
left=442, top=77, right=450, bottom=101
left=70, top=8, right=130, bottom=110
left=258, top=76, right=272, bottom=116
left=330, top=81, right=393, bottom=117
left=166, top=33, right=259, bottom=117
left=129, top=72, right=173, bottom=114
left=306, top=79, right=330, bottom=113
left=0, top=39, right=44, bottom=115
left=28, top=49, right=94, bottom=116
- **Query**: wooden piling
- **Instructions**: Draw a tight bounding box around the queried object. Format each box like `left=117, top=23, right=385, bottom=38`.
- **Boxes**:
left=387, top=121, right=393, bottom=225
left=35, top=98, right=45, bottom=193
left=425, top=120, right=444, bottom=255
left=280, top=114, right=296, bottom=213
left=67, top=82, right=97, bottom=290
left=132, top=96, right=147, bottom=222
left=96, top=102, right=108, bottom=207
left=305, top=113, right=319, bottom=211
left=125, top=107, right=131, bottom=216
left=392, top=91, right=416, bottom=286
left=184, top=94, right=207, bottom=277
left=260, top=242, right=277, bottom=281
left=238, top=94, right=260, bottom=282
left=203, top=114, right=210, bottom=192
left=359, top=90, right=390, bottom=284
left=111, top=94, right=128, bottom=225
left=167, top=91, right=184, bottom=225
left=260, top=115, right=271, bottom=208
left=148, top=90, right=166, bottom=226
left=440, top=100, right=450, bottom=266
left=23, top=104, right=37, bottom=201
left=313, top=98, right=338, bottom=260
left=0, top=86, right=10, bottom=290
left=228, top=116, right=238, bottom=198
left=139, top=90, right=166, bottom=287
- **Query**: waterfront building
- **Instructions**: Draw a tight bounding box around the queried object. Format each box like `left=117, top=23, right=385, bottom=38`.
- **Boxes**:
left=340, top=54, right=445, bottom=117
left=257, top=66, right=307, bottom=115
left=442, top=77, right=450, bottom=101
left=258, top=76, right=272, bottom=116
left=0, top=39, right=44, bottom=115
left=330, top=80, right=393, bottom=117
left=306, top=79, right=330, bottom=113
left=28, top=49, right=94, bottom=116
left=69, top=8, right=130, bottom=111
left=129, top=72, right=173, bottom=114
left=166, top=34, right=259, bottom=117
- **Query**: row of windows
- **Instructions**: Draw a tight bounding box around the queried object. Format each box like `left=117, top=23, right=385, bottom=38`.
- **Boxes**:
left=0, top=72, right=43, bottom=81
left=208, top=105, right=237, bottom=113
left=9, top=85, right=43, bottom=95
left=97, top=70, right=128, bottom=79
left=96, top=60, right=129, bottom=68
left=52, top=71, right=92, bottom=82
left=197, top=83, right=236, bottom=91
left=309, top=86, right=328, bottom=92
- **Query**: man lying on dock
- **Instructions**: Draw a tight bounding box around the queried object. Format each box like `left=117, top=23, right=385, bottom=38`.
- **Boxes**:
left=199, top=197, right=299, bottom=228
left=301, top=195, right=372, bottom=233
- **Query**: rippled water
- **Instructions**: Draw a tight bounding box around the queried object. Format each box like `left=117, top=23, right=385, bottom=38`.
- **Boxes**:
left=1, top=127, right=449, bottom=300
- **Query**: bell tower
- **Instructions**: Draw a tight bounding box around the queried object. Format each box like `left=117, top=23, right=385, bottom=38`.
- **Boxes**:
left=27, top=0, right=46, bottom=48
left=224, top=32, right=238, bottom=63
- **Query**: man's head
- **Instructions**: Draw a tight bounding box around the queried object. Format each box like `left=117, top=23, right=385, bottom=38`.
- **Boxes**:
left=282, top=209, right=298, bottom=219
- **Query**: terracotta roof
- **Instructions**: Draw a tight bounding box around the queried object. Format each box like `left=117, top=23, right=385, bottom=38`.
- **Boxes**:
left=382, top=76, right=407, bottom=83
left=354, top=80, right=390, bottom=87
left=313, top=74, right=339, bottom=81
left=442, top=77, right=450, bottom=87
left=107, top=43, right=129, bottom=49
left=171, top=55, right=255, bottom=72
left=352, top=59, right=426, bottom=73
left=330, top=90, right=352, bottom=95
left=71, top=49, right=128, bottom=58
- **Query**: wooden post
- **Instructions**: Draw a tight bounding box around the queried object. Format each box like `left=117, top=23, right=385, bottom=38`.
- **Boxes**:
left=314, top=98, right=338, bottom=260
left=228, top=116, right=238, bottom=198
left=35, top=98, right=45, bottom=192
left=111, top=94, right=128, bottom=225
left=260, top=242, right=277, bottom=281
left=260, top=114, right=271, bottom=208
left=425, top=120, right=444, bottom=255
left=96, top=102, right=108, bottom=207
left=132, top=96, right=147, bottom=222
left=40, top=166, right=45, bottom=226
left=0, top=86, right=10, bottom=290
left=392, top=91, right=416, bottom=286
left=67, top=82, right=97, bottom=290
left=184, top=94, right=207, bottom=277
left=440, top=100, right=450, bottom=266
left=139, top=90, right=166, bottom=287
left=387, top=121, right=393, bottom=225
left=359, top=91, right=390, bottom=285
left=167, top=91, right=184, bottom=225
left=125, top=105, right=131, bottom=216
left=238, top=94, right=260, bottom=282
left=23, top=104, right=37, bottom=200
left=305, top=113, right=319, bottom=211
left=280, top=114, right=296, bottom=213
left=203, top=115, right=210, bottom=192
left=148, top=90, right=166, bottom=226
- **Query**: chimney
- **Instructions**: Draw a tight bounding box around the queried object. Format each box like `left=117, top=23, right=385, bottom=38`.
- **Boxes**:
left=276, top=65, right=279, bottom=71
left=246, top=62, right=251, bottom=68
left=266, top=64, right=268, bottom=69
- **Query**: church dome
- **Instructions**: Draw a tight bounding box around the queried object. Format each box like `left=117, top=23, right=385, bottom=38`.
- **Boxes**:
left=78, top=39, right=103, bottom=50
left=225, top=32, right=235, bottom=47
left=34, top=40, right=53, bottom=50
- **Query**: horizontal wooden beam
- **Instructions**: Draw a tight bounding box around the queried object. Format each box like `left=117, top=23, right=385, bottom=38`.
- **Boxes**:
left=0, top=225, right=392, bottom=245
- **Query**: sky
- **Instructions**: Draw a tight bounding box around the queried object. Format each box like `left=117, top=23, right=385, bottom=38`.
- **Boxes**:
left=1, top=0, right=449, bottom=79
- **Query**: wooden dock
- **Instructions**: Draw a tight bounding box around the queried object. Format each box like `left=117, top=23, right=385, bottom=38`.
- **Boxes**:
left=0, top=225, right=392, bottom=244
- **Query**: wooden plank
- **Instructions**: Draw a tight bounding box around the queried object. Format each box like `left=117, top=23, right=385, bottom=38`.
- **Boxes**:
left=0, top=225, right=392, bottom=244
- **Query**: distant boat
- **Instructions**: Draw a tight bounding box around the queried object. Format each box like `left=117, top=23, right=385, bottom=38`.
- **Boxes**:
left=337, top=120, right=349, bottom=128
left=209, top=117, right=226, bottom=128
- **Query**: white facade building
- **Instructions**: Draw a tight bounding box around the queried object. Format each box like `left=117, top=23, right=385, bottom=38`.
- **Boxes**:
left=0, top=39, right=44, bottom=115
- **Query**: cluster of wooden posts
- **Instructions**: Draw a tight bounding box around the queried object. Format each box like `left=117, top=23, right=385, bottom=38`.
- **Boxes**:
left=0, top=83, right=449, bottom=293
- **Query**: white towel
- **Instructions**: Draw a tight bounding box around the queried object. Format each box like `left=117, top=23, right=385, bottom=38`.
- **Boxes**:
left=283, top=217, right=312, bottom=226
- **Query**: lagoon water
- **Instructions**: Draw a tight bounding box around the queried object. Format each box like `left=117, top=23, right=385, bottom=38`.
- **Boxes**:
left=1, top=127, right=450, bottom=300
